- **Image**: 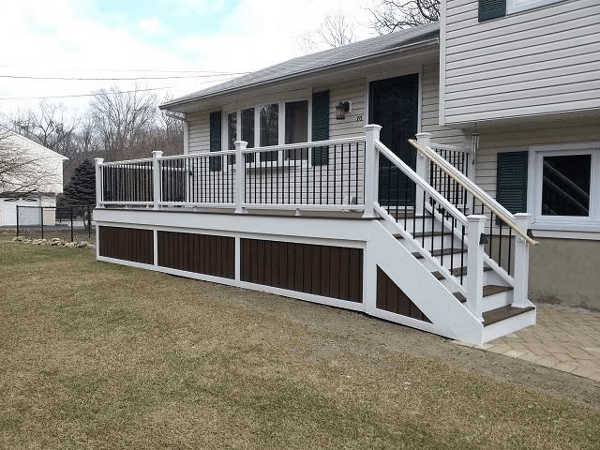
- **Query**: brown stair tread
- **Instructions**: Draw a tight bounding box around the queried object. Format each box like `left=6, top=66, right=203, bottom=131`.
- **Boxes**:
left=483, top=305, right=535, bottom=327
left=453, top=284, right=511, bottom=304
left=453, top=292, right=466, bottom=302
left=483, top=285, right=512, bottom=297
left=431, top=247, right=467, bottom=257
left=451, top=266, right=492, bottom=277
left=413, top=231, right=448, bottom=238
left=431, top=271, right=445, bottom=280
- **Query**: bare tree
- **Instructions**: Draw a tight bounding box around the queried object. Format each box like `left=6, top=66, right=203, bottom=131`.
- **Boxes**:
left=0, top=129, right=63, bottom=197
left=294, top=10, right=356, bottom=54
left=9, top=101, right=80, bottom=159
left=371, top=0, right=440, bottom=34
left=319, top=12, right=356, bottom=48
left=294, top=31, right=320, bottom=54
left=89, top=85, right=158, bottom=160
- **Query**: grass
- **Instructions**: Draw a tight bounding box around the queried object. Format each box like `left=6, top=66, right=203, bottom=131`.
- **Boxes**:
left=1, top=237, right=599, bottom=449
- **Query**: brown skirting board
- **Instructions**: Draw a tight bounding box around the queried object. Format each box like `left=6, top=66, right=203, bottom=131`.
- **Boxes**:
left=377, top=266, right=430, bottom=322
left=99, top=226, right=154, bottom=265
left=241, top=238, right=363, bottom=303
left=158, top=231, right=235, bottom=279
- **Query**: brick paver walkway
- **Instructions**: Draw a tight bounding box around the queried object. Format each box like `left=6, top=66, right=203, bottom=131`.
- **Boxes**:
left=461, top=304, right=600, bottom=382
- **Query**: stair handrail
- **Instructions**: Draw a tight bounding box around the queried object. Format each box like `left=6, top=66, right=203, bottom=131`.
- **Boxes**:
left=374, top=141, right=468, bottom=227
left=408, top=139, right=539, bottom=247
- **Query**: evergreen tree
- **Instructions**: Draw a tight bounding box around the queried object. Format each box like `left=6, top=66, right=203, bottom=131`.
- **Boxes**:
left=62, top=159, right=96, bottom=205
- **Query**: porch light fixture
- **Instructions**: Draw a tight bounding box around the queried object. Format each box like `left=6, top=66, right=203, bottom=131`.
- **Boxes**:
left=336, top=101, right=351, bottom=120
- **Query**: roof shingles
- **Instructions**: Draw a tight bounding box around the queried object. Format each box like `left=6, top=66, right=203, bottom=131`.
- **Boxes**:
left=161, top=23, right=440, bottom=110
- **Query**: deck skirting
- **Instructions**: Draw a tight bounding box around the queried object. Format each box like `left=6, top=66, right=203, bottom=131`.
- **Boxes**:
left=94, top=208, right=530, bottom=344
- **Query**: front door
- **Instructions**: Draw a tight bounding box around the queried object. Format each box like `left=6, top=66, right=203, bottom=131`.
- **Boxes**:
left=369, top=74, right=419, bottom=206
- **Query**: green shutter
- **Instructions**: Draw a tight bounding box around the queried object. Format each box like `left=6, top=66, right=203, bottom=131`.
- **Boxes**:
left=479, top=0, right=506, bottom=21
left=496, top=151, right=528, bottom=213
left=311, top=90, right=329, bottom=166
left=209, top=111, right=222, bottom=171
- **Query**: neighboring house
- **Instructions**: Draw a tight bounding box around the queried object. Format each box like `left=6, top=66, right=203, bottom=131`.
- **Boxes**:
left=0, top=130, right=67, bottom=227
left=93, top=0, right=600, bottom=344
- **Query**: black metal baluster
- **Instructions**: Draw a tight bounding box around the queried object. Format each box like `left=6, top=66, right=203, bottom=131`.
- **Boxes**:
left=421, top=193, right=426, bottom=246
left=460, top=225, right=466, bottom=285
left=488, top=210, right=494, bottom=259
left=498, top=218, right=504, bottom=270
left=507, top=227, right=513, bottom=275
left=450, top=217, right=455, bottom=274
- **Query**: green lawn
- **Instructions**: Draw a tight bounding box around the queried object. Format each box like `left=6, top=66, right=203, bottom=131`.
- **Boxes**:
left=1, top=239, right=599, bottom=449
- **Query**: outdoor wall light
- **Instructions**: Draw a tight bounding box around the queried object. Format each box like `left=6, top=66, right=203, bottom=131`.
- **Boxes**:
left=335, top=101, right=351, bottom=120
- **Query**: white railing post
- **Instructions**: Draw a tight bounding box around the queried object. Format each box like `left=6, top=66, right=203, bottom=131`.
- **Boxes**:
left=415, top=133, right=432, bottom=216
left=152, top=150, right=163, bottom=210
left=513, top=213, right=532, bottom=307
left=466, top=215, right=486, bottom=321
left=94, top=158, right=104, bottom=208
left=364, top=124, right=382, bottom=218
left=235, top=141, right=248, bottom=214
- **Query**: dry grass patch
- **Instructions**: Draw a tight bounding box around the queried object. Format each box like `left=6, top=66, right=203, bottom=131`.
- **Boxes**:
left=1, top=238, right=599, bottom=449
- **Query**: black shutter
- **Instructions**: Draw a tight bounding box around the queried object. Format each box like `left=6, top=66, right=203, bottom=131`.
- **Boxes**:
left=479, top=0, right=506, bottom=21
left=496, top=151, right=528, bottom=213
left=311, top=90, right=329, bottom=166
left=209, top=111, right=222, bottom=171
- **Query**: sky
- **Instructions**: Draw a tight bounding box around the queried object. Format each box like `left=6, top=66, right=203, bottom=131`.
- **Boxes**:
left=0, top=0, right=377, bottom=121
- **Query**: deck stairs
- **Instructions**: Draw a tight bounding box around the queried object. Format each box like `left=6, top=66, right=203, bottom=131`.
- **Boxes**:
left=368, top=133, right=537, bottom=344
left=370, top=205, right=536, bottom=344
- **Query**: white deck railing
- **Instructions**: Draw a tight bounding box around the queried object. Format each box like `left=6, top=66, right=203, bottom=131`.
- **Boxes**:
left=95, top=125, right=537, bottom=321
left=96, top=137, right=366, bottom=213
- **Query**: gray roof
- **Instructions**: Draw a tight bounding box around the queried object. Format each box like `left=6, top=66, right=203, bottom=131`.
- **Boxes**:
left=161, top=22, right=440, bottom=110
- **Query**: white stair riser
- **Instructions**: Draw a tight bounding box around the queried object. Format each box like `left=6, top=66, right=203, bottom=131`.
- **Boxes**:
left=483, top=290, right=512, bottom=311
left=433, top=252, right=468, bottom=271
left=415, top=234, right=467, bottom=254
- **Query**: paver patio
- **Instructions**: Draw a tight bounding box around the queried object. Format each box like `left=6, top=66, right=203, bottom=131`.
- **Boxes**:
left=458, top=304, right=600, bottom=382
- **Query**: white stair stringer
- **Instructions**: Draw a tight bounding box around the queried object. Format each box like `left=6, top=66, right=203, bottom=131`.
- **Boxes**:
left=367, top=221, right=484, bottom=344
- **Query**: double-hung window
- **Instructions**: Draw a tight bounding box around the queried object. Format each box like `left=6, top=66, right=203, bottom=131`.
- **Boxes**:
left=224, top=99, right=311, bottom=166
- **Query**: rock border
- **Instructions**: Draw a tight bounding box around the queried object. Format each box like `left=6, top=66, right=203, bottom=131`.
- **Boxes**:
left=12, top=236, right=95, bottom=250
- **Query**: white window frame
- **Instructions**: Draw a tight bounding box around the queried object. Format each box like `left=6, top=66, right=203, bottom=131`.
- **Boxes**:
left=528, top=142, right=600, bottom=232
left=506, top=0, right=561, bottom=15
left=222, top=97, right=313, bottom=169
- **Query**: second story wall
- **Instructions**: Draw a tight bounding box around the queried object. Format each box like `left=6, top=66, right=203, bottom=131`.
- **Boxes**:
left=441, top=0, right=600, bottom=126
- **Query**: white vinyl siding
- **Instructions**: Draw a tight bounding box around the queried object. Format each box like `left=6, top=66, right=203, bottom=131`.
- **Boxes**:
left=472, top=117, right=600, bottom=200
left=187, top=111, right=210, bottom=153
left=421, top=63, right=467, bottom=147
left=329, top=79, right=366, bottom=140
left=442, top=0, right=600, bottom=125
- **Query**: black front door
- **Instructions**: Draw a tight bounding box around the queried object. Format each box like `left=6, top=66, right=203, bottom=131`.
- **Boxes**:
left=369, top=74, right=419, bottom=206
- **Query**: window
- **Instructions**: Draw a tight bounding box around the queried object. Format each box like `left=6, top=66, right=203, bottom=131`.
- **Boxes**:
left=209, top=111, right=222, bottom=171
left=241, top=108, right=255, bottom=163
left=260, top=104, right=279, bottom=162
left=541, top=154, right=590, bottom=217
left=479, top=0, right=561, bottom=21
left=529, top=144, right=600, bottom=231
left=223, top=98, right=315, bottom=165
left=506, top=0, right=561, bottom=14
left=285, top=100, right=308, bottom=160
left=227, top=113, right=237, bottom=151
left=227, top=112, right=237, bottom=165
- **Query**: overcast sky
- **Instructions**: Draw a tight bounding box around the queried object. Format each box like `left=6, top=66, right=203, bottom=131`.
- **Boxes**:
left=0, top=0, right=377, bottom=120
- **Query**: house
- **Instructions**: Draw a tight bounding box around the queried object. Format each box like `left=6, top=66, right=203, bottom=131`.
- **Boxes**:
left=0, top=129, right=67, bottom=227
left=92, top=0, right=600, bottom=344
